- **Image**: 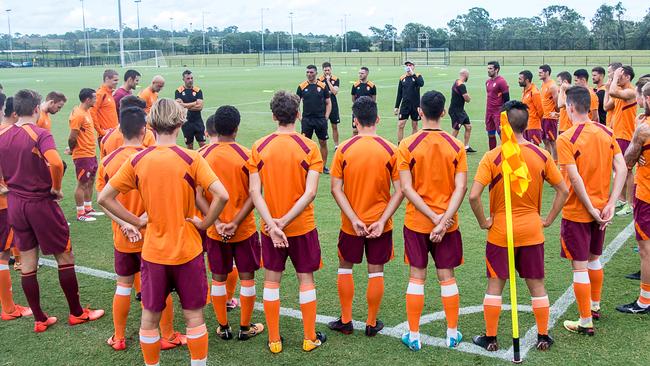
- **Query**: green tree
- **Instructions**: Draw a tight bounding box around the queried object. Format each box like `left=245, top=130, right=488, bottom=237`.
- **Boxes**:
left=540, top=5, right=589, bottom=49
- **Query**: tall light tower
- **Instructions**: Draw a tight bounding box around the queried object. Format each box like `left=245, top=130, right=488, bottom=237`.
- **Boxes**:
left=134, top=0, right=142, bottom=57
left=5, top=9, right=12, bottom=60
left=202, top=11, right=209, bottom=54
left=343, top=13, right=349, bottom=52
left=117, top=0, right=125, bottom=67
left=391, top=18, right=395, bottom=52
left=170, top=17, right=175, bottom=55
left=261, top=8, right=269, bottom=57
left=289, top=11, right=294, bottom=52
left=80, top=1, right=89, bottom=60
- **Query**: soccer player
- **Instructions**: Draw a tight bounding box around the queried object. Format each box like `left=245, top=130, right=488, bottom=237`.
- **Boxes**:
left=297, top=65, right=331, bottom=173
left=68, top=88, right=104, bottom=222
left=609, top=66, right=638, bottom=217
left=0, top=89, right=104, bottom=333
left=557, top=86, right=626, bottom=335
left=175, top=70, right=206, bottom=150
left=249, top=91, right=325, bottom=353
left=90, top=69, right=119, bottom=138
left=36, top=91, right=67, bottom=130
left=469, top=100, right=568, bottom=352
left=197, top=106, right=264, bottom=341
left=351, top=66, right=377, bottom=136
left=327, top=96, right=403, bottom=337
left=485, top=61, right=510, bottom=150
left=604, top=62, right=623, bottom=128
left=139, top=75, right=165, bottom=114
left=113, top=69, right=141, bottom=116
left=573, top=69, right=600, bottom=124
left=592, top=66, right=607, bottom=124
left=556, top=71, right=573, bottom=135
left=449, top=69, right=475, bottom=153
left=519, top=70, right=544, bottom=146
left=98, top=98, right=229, bottom=366
left=319, top=62, right=341, bottom=148
left=100, top=95, right=156, bottom=158
left=398, top=90, right=467, bottom=350
left=539, top=64, right=559, bottom=159
left=617, top=80, right=650, bottom=314
left=394, top=61, right=424, bottom=143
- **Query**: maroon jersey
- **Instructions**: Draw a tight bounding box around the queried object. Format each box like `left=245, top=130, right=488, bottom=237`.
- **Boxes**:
left=485, top=75, right=509, bottom=116
left=0, top=124, right=58, bottom=200
left=113, top=87, right=131, bottom=116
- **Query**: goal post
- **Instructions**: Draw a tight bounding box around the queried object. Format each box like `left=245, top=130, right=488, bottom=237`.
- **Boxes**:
left=123, top=50, right=167, bottom=68
left=260, top=49, right=299, bottom=66
left=402, top=48, right=450, bottom=66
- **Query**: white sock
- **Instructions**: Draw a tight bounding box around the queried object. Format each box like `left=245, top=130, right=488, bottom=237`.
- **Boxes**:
left=638, top=300, right=650, bottom=309
left=409, top=331, right=420, bottom=341
left=579, top=317, right=592, bottom=327
left=447, top=327, right=458, bottom=339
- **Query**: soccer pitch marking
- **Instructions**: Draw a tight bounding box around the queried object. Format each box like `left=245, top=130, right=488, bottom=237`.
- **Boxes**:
left=39, top=221, right=634, bottom=362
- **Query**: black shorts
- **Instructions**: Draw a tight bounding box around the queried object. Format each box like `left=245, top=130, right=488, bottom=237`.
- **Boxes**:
left=329, top=105, right=340, bottom=124
left=450, top=110, right=471, bottom=130
left=182, top=120, right=206, bottom=145
left=301, top=117, right=329, bottom=141
left=399, top=104, right=420, bottom=121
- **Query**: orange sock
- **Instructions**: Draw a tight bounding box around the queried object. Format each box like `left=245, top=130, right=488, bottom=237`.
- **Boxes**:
left=139, top=328, right=161, bottom=366
left=159, top=294, right=174, bottom=339
left=406, top=277, right=425, bottom=333
left=588, top=260, right=603, bottom=308
left=440, top=278, right=460, bottom=335
left=133, top=272, right=141, bottom=293
left=573, top=269, right=592, bottom=320
left=226, top=267, right=238, bottom=302
left=263, top=281, right=281, bottom=342
left=366, top=273, right=384, bottom=327
left=0, top=259, right=16, bottom=313
left=112, top=282, right=132, bottom=340
left=186, top=324, right=208, bottom=365
left=483, top=294, right=502, bottom=337
left=532, top=296, right=550, bottom=335
left=239, top=279, right=256, bottom=327
left=638, top=282, right=650, bottom=307
left=337, top=268, right=354, bottom=323
left=210, top=280, right=228, bottom=326
left=299, top=283, right=317, bottom=341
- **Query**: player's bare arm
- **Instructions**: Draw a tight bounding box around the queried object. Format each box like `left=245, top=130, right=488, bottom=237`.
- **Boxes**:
left=565, top=164, right=606, bottom=225
left=220, top=197, right=255, bottom=239
left=462, top=93, right=471, bottom=103
left=331, top=176, right=368, bottom=237
left=188, top=98, right=203, bottom=112
left=609, top=69, right=636, bottom=100
left=326, top=78, right=338, bottom=96
left=67, top=129, right=80, bottom=152
left=605, top=153, right=627, bottom=224
left=367, top=179, right=404, bottom=239
left=325, top=98, right=332, bottom=120
left=431, top=172, right=467, bottom=242
left=249, top=172, right=288, bottom=247
left=625, top=122, right=650, bottom=168
left=188, top=180, right=229, bottom=231
left=468, top=181, right=492, bottom=230
left=543, top=180, right=569, bottom=227
left=98, top=183, right=147, bottom=228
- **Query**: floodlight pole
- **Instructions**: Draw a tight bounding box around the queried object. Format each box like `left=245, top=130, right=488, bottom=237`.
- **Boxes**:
left=391, top=17, right=395, bottom=52
left=202, top=11, right=208, bottom=54
left=117, top=0, right=125, bottom=67
left=261, top=8, right=269, bottom=57
left=80, top=1, right=89, bottom=60
left=343, top=14, right=349, bottom=53
left=289, top=12, right=294, bottom=52
left=340, top=18, right=344, bottom=52
left=170, top=17, right=175, bottom=55
left=5, top=9, right=12, bottom=61
left=135, top=0, right=142, bottom=58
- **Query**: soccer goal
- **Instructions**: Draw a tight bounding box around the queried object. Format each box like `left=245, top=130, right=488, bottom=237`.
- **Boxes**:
left=402, top=48, right=450, bottom=66
left=123, top=50, right=167, bottom=68
left=260, top=49, right=299, bottom=66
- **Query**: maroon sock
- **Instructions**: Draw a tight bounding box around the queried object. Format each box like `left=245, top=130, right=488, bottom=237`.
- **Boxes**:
left=58, top=264, right=84, bottom=316
left=488, top=135, right=497, bottom=150
left=21, top=270, right=48, bottom=322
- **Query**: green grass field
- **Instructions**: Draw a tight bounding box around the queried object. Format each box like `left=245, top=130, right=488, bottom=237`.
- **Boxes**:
left=0, top=63, right=648, bottom=365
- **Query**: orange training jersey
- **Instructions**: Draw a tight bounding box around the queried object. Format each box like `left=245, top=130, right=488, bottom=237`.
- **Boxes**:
left=138, top=86, right=158, bottom=115
left=37, top=110, right=51, bottom=130
left=109, top=145, right=219, bottom=265
left=558, top=122, right=621, bottom=222
left=588, top=88, right=599, bottom=121
left=90, top=85, right=118, bottom=136
left=522, top=83, right=544, bottom=130
left=69, top=106, right=96, bottom=159
left=559, top=106, right=572, bottom=133
left=635, top=117, right=650, bottom=203
left=247, top=132, right=324, bottom=237
left=397, top=129, right=468, bottom=233
left=100, top=127, right=156, bottom=158
left=612, top=94, right=638, bottom=141
left=96, top=146, right=145, bottom=253
left=475, top=143, right=562, bottom=246
left=199, top=142, right=257, bottom=243
left=541, top=80, right=557, bottom=119
left=331, top=135, right=399, bottom=235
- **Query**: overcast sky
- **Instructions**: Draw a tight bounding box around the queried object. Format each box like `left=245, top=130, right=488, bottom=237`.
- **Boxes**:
left=2, top=0, right=648, bottom=36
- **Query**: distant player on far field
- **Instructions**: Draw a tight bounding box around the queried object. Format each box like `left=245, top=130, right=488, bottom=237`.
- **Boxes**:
left=139, top=75, right=165, bottom=115
left=449, top=69, right=475, bottom=153
left=539, top=64, right=559, bottom=159
left=319, top=62, right=341, bottom=148
left=351, top=67, right=377, bottom=136
left=394, top=61, right=424, bottom=143
left=485, top=61, right=510, bottom=150
left=518, top=70, right=544, bottom=146
left=175, top=70, right=206, bottom=150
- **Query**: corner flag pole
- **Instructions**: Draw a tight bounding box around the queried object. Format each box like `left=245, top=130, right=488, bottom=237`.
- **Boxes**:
left=503, top=167, right=522, bottom=363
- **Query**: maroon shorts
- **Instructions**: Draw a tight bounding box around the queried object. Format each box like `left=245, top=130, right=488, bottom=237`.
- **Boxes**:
left=486, top=242, right=545, bottom=279
left=560, top=219, right=605, bottom=261
left=338, top=230, right=393, bottom=265
left=617, top=138, right=631, bottom=155
left=207, top=233, right=261, bottom=275
left=485, top=112, right=501, bottom=132
left=634, top=197, right=650, bottom=241
left=403, top=226, right=463, bottom=269
left=524, top=129, right=543, bottom=146
left=140, top=254, right=207, bottom=312
left=0, top=209, right=13, bottom=251
left=73, top=157, right=98, bottom=183
left=199, top=229, right=207, bottom=252
left=261, top=229, right=321, bottom=273
left=7, top=196, right=70, bottom=255
left=542, top=118, right=558, bottom=141
left=114, top=249, right=141, bottom=277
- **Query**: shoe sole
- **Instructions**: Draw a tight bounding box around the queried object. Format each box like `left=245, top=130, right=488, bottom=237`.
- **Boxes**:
left=563, top=324, right=595, bottom=336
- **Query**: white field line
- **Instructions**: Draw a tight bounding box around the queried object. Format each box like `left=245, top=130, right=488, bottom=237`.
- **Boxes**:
left=39, top=221, right=634, bottom=362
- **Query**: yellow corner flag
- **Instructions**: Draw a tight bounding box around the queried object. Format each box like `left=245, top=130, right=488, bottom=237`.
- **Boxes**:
left=500, top=111, right=531, bottom=363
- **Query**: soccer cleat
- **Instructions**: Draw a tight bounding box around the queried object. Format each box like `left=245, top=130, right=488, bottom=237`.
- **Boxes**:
left=34, top=316, right=58, bottom=333
left=616, top=203, right=633, bottom=216
left=327, top=317, right=354, bottom=335
left=472, top=334, right=498, bottom=351
left=446, top=330, right=463, bottom=348
left=536, top=334, right=554, bottom=351
left=13, top=261, right=21, bottom=271
left=615, top=199, right=626, bottom=209
left=401, top=332, right=422, bottom=351
left=216, top=324, right=234, bottom=340
left=466, top=146, right=477, bottom=153
left=84, top=208, right=105, bottom=217
left=226, top=298, right=239, bottom=312
left=334, top=145, right=338, bottom=151
left=1, top=304, right=33, bottom=321
left=160, top=331, right=187, bottom=350
left=563, top=319, right=594, bottom=336
left=238, top=323, right=265, bottom=341
left=268, top=337, right=283, bottom=354
left=616, top=301, right=650, bottom=314
left=76, top=214, right=97, bottom=222
left=323, top=167, right=330, bottom=175
left=303, top=331, right=326, bottom=352
left=365, top=319, right=384, bottom=337
left=68, top=308, right=105, bottom=325
left=626, top=271, right=641, bottom=280
left=591, top=306, right=601, bottom=321
left=107, top=335, right=127, bottom=351
left=135, top=292, right=142, bottom=302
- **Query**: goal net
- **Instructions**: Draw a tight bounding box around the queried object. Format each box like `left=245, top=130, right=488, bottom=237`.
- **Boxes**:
left=123, top=50, right=167, bottom=68
left=260, top=49, right=299, bottom=66
left=402, top=48, right=450, bottom=66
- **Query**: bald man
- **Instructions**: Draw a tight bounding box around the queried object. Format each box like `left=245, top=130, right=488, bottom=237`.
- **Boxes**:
left=138, top=75, right=165, bottom=114
left=450, top=69, right=475, bottom=152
